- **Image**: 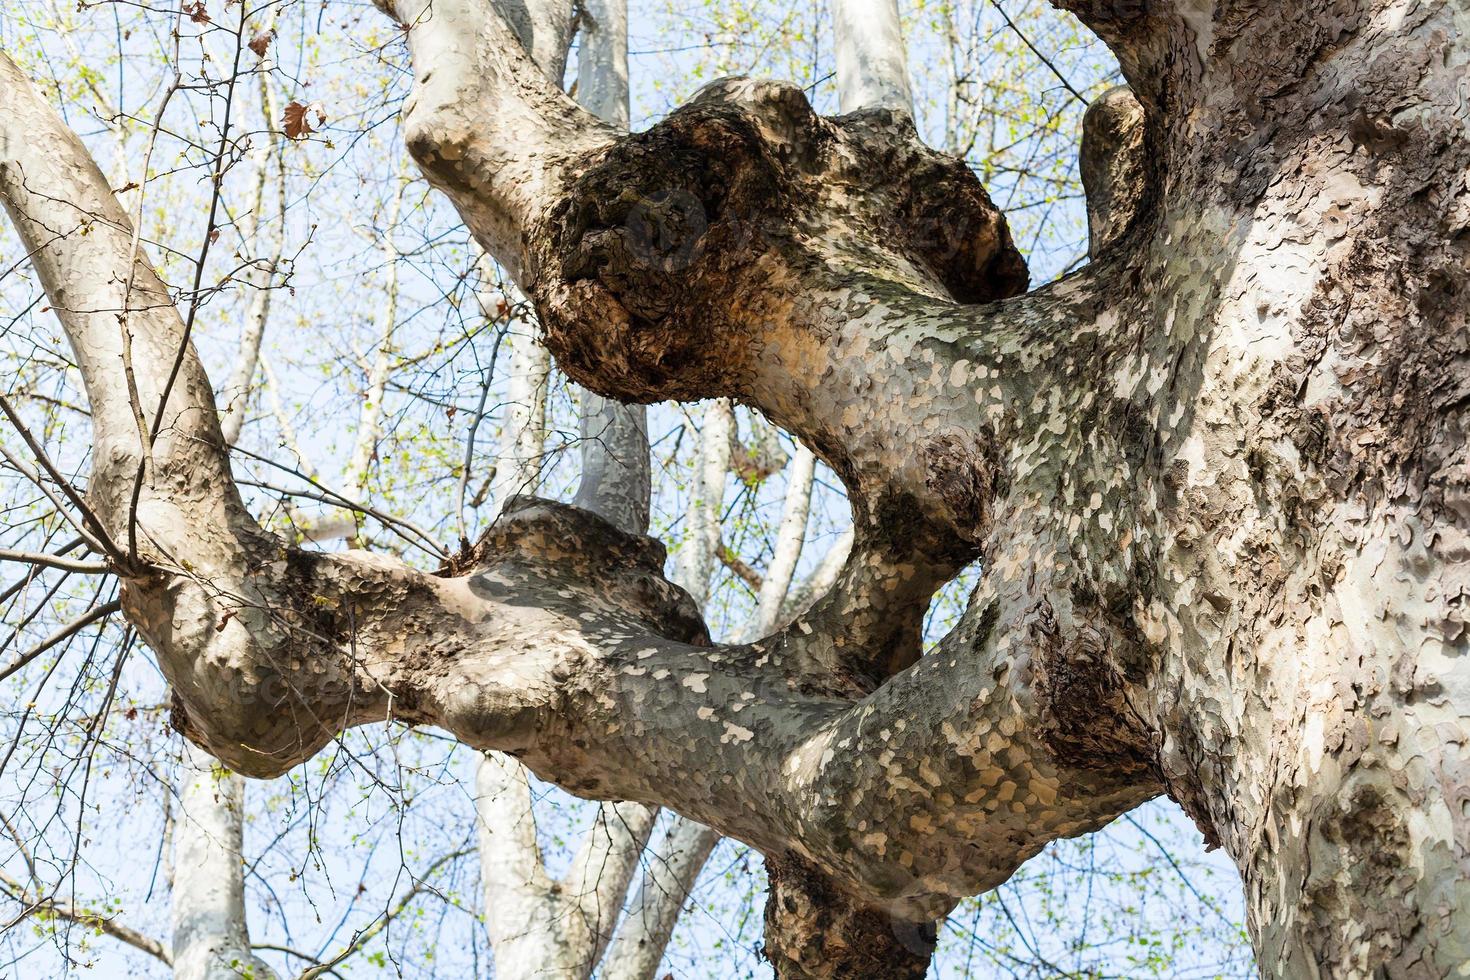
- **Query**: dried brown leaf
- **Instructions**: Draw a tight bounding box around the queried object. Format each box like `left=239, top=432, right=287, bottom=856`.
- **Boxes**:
left=282, top=100, right=327, bottom=140
left=248, top=28, right=273, bottom=57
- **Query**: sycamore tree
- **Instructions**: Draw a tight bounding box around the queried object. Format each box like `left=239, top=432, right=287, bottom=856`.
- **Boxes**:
left=1, top=0, right=1465, bottom=976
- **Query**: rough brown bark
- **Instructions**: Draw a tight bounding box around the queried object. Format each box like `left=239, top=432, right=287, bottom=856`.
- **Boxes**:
left=763, top=853, right=932, bottom=980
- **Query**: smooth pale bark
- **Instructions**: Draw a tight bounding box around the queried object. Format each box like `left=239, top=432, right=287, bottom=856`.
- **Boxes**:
left=219, top=78, right=286, bottom=447
left=474, top=753, right=651, bottom=979
left=7, top=0, right=1470, bottom=975
left=676, top=400, right=734, bottom=607
left=831, top=0, right=914, bottom=115
left=172, top=743, right=277, bottom=980
left=571, top=0, right=651, bottom=537
left=174, top=227, right=283, bottom=980
left=470, top=311, right=657, bottom=976
left=779, top=527, right=853, bottom=625
left=750, top=446, right=814, bottom=639
left=472, top=267, right=566, bottom=978
left=575, top=392, right=651, bottom=534
left=598, top=817, right=719, bottom=980
left=486, top=322, right=551, bottom=507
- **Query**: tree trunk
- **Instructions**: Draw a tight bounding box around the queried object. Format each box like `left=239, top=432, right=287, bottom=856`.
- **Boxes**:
left=763, top=853, right=932, bottom=979
left=600, top=817, right=719, bottom=980
left=1120, top=10, right=1470, bottom=971
left=172, top=743, right=277, bottom=980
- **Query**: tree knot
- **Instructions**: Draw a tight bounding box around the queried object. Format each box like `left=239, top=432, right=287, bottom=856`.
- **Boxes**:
left=531, top=75, right=1027, bottom=405
left=452, top=497, right=709, bottom=646
left=1028, top=600, right=1156, bottom=775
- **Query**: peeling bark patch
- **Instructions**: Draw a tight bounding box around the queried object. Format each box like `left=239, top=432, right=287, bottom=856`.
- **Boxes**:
left=921, top=430, right=1003, bottom=545
left=1027, top=601, right=1155, bottom=776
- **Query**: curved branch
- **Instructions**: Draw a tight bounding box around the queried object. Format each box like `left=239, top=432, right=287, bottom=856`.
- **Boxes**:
left=0, top=23, right=1158, bottom=930
left=0, top=869, right=171, bottom=966
left=372, top=0, right=609, bottom=285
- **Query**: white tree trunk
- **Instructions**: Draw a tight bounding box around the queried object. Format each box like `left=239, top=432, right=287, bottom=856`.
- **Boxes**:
left=469, top=3, right=665, bottom=975
left=831, top=0, right=913, bottom=115
left=676, top=400, right=734, bottom=607
left=218, top=77, right=285, bottom=447
left=570, top=0, right=650, bottom=536
left=598, top=817, right=719, bottom=980
left=172, top=743, right=277, bottom=980
left=472, top=288, right=562, bottom=976
left=750, top=446, right=814, bottom=639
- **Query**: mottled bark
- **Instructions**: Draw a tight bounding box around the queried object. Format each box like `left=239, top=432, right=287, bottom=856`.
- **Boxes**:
left=374, top=0, right=1470, bottom=971
left=748, top=446, right=814, bottom=641
left=1079, top=84, right=1146, bottom=259
left=5, top=0, right=1470, bottom=976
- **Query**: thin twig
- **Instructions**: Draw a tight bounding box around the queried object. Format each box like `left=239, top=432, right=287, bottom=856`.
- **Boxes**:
left=0, top=869, right=170, bottom=966
left=296, top=847, right=472, bottom=980
left=0, top=549, right=110, bottom=574
left=0, top=599, right=122, bottom=684
left=990, top=0, right=1088, bottom=105
left=0, top=394, right=127, bottom=564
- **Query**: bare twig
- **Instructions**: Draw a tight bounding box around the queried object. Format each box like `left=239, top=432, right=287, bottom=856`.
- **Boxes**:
left=295, top=847, right=472, bottom=980
left=0, top=549, right=110, bottom=574
left=0, top=394, right=128, bottom=565
left=0, top=599, right=122, bottom=684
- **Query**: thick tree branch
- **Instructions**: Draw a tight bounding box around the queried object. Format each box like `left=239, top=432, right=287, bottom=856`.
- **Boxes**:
left=1, top=7, right=1155, bottom=937
left=372, top=0, right=609, bottom=285
left=1079, top=85, right=1147, bottom=257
